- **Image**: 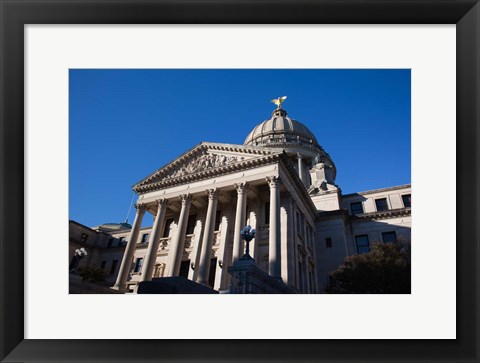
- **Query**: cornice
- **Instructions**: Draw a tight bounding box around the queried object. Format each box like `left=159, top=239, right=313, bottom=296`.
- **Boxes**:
left=316, top=207, right=411, bottom=222
left=252, top=139, right=322, bottom=153
left=134, top=152, right=283, bottom=193
left=133, top=142, right=275, bottom=191
left=341, top=184, right=412, bottom=198
left=350, top=207, right=411, bottom=221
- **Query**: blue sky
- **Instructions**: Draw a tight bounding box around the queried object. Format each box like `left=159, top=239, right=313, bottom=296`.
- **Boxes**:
left=69, top=69, right=411, bottom=227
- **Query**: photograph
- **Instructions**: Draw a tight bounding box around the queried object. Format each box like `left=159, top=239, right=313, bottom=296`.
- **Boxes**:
left=69, top=69, right=411, bottom=294
left=2, top=0, right=478, bottom=359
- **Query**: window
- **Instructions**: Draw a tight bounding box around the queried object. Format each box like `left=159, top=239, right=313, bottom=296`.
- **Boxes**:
left=325, top=237, right=332, bottom=248
left=118, top=237, right=125, bottom=245
left=375, top=198, right=389, bottom=211
left=355, top=235, right=370, bottom=254
left=107, top=238, right=113, bottom=247
left=141, top=233, right=149, bottom=243
left=382, top=231, right=397, bottom=243
left=296, top=211, right=305, bottom=236
left=186, top=215, right=197, bottom=235
left=134, top=258, right=143, bottom=273
left=306, top=225, right=312, bottom=247
left=163, top=218, right=174, bottom=238
left=264, top=202, right=270, bottom=224
left=402, top=194, right=411, bottom=208
left=214, top=211, right=222, bottom=231
left=109, top=260, right=118, bottom=275
left=350, top=202, right=363, bottom=215
left=80, top=233, right=88, bottom=242
left=100, top=261, right=107, bottom=270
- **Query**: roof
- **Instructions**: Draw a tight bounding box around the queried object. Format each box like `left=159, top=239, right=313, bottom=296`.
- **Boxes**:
left=244, top=108, right=320, bottom=150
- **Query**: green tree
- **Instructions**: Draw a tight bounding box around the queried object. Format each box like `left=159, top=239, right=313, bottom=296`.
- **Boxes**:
left=326, top=241, right=411, bottom=294
left=79, top=267, right=107, bottom=285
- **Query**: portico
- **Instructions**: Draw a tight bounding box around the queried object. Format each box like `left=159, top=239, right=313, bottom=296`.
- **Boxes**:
left=112, top=145, right=306, bottom=292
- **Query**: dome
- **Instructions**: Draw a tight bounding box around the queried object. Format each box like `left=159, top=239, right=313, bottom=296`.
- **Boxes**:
left=243, top=108, right=321, bottom=151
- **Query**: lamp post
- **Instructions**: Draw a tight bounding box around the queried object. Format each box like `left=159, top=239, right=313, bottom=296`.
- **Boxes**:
left=240, top=225, right=256, bottom=261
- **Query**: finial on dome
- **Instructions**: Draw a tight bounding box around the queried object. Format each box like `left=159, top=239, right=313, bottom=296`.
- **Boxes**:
left=271, top=96, right=287, bottom=109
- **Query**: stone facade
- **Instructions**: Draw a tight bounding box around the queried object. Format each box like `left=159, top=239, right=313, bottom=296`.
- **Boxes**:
left=70, top=106, right=411, bottom=293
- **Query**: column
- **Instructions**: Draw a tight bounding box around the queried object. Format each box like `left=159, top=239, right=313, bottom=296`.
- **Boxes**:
left=214, top=210, right=230, bottom=291
left=280, top=193, right=295, bottom=285
left=197, top=188, right=219, bottom=286
left=232, top=182, right=249, bottom=263
left=140, top=199, right=168, bottom=282
left=297, top=153, right=305, bottom=185
left=247, top=203, right=258, bottom=259
left=189, top=211, right=206, bottom=282
left=113, top=203, right=146, bottom=290
left=167, top=194, right=192, bottom=277
left=266, top=176, right=281, bottom=279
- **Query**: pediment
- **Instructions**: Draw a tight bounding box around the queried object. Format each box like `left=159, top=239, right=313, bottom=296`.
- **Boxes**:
left=134, top=143, right=280, bottom=191
left=163, top=150, right=251, bottom=180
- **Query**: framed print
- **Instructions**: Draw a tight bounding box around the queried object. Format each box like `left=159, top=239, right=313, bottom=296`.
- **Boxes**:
left=1, top=0, right=479, bottom=362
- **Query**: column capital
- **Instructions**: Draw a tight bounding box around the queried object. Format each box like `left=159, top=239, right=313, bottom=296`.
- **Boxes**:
left=206, top=188, right=219, bottom=200
left=234, top=182, right=249, bottom=194
left=296, top=152, right=302, bottom=159
left=179, top=194, right=192, bottom=205
left=135, top=203, right=147, bottom=212
left=266, top=176, right=281, bottom=188
left=155, top=198, right=169, bottom=207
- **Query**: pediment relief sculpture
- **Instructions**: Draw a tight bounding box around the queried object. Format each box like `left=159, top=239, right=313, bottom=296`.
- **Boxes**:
left=165, top=152, right=242, bottom=180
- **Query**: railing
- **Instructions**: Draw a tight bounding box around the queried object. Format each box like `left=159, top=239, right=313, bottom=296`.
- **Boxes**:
left=135, top=242, right=148, bottom=250
left=132, top=234, right=225, bottom=252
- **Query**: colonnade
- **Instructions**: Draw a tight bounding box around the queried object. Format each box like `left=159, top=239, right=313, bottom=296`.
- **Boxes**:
left=113, top=176, right=283, bottom=291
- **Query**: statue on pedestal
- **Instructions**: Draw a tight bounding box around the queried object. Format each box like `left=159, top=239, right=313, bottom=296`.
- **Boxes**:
left=69, top=247, right=88, bottom=275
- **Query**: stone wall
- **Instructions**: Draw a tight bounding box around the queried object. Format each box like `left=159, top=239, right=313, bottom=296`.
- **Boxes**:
left=228, top=258, right=295, bottom=294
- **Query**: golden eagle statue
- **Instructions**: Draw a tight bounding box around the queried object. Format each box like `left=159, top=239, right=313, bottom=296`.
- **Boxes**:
left=271, top=96, right=287, bottom=109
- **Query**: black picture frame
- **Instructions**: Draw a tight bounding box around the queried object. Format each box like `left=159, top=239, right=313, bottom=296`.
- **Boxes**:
left=1, top=1, right=478, bottom=362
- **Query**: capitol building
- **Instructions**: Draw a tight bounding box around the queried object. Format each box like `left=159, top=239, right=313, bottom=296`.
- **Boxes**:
left=69, top=99, right=411, bottom=293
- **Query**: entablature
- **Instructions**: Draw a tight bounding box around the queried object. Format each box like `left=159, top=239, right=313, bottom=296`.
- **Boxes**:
left=133, top=142, right=282, bottom=193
